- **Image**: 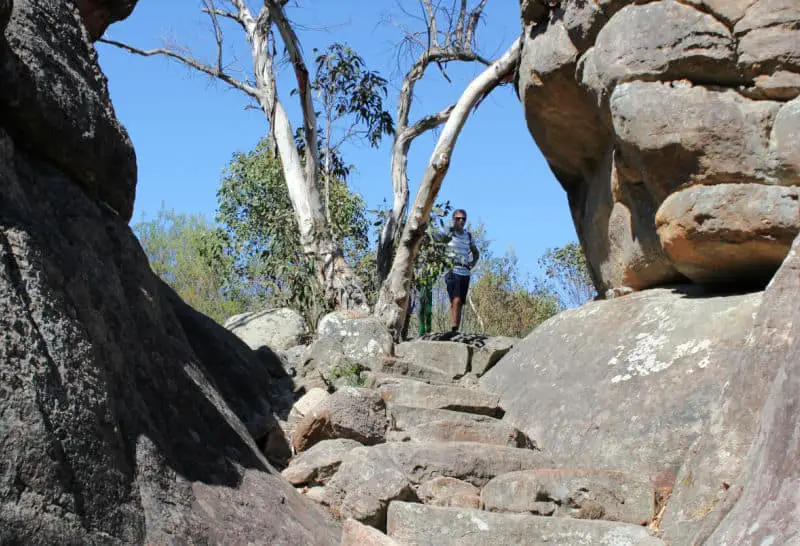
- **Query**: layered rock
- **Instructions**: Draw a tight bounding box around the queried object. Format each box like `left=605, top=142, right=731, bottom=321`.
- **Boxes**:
left=0, top=1, right=338, bottom=543
left=520, top=0, right=800, bottom=293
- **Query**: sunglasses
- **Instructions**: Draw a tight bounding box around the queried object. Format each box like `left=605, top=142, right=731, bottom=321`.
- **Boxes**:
left=454, top=217, right=466, bottom=221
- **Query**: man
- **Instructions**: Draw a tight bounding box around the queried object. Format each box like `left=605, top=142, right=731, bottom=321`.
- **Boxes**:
left=444, top=208, right=479, bottom=332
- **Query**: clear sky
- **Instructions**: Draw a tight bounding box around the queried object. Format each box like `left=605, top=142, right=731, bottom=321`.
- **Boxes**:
left=97, top=0, right=578, bottom=278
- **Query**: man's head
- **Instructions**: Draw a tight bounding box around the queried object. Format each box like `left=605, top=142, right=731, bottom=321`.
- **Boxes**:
left=452, top=209, right=467, bottom=233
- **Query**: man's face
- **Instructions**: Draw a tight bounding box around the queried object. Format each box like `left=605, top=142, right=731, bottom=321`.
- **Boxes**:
left=453, top=213, right=466, bottom=233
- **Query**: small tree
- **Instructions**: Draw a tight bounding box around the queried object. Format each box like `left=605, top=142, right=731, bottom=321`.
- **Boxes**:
left=216, top=138, right=373, bottom=325
left=134, top=207, right=248, bottom=323
left=539, top=242, right=596, bottom=308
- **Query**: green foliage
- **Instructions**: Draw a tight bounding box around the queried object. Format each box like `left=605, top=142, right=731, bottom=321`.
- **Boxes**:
left=414, top=201, right=455, bottom=290
left=539, top=242, right=596, bottom=308
left=312, top=43, right=394, bottom=148
left=324, top=360, right=366, bottom=388
left=133, top=207, right=248, bottom=323
left=215, top=139, right=374, bottom=324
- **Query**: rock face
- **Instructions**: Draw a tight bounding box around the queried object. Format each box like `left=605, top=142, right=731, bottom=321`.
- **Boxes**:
left=661, top=234, right=800, bottom=544
left=480, top=286, right=761, bottom=479
left=0, top=2, right=338, bottom=543
left=520, top=0, right=800, bottom=293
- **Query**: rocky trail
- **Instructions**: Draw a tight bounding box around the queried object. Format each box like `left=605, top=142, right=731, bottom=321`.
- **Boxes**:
left=279, top=337, right=666, bottom=545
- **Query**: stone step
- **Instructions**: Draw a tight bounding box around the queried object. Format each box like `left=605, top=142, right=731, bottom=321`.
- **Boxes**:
left=282, top=438, right=363, bottom=486
left=394, top=340, right=471, bottom=379
left=386, top=418, right=537, bottom=449
left=374, top=376, right=504, bottom=417
left=480, top=468, right=655, bottom=525
left=370, top=355, right=456, bottom=384
left=387, top=404, right=502, bottom=431
left=341, top=518, right=399, bottom=546
left=386, top=502, right=663, bottom=545
left=325, top=442, right=553, bottom=529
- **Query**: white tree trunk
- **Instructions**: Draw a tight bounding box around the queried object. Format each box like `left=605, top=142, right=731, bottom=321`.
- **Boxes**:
left=374, top=39, right=520, bottom=335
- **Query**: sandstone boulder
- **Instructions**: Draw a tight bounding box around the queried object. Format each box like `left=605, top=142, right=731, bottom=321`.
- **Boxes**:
left=480, top=286, right=761, bottom=480
left=394, top=340, right=471, bottom=379
left=225, top=307, right=308, bottom=350
left=416, top=477, right=480, bottom=509
left=386, top=502, right=660, bottom=545
left=281, top=438, right=362, bottom=486
left=292, top=387, right=389, bottom=453
left=519, top=0, right=800, bottom=294
left=660, top=234, right=800, bottom=544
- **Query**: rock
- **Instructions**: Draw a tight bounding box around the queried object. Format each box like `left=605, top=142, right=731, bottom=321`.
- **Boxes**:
left=386, top=502, right=661, bottom=545
left=75, top=0, right=137, bottom=40
left=0, top=0, right=11, bottom=33
left=286, top=387, right=330, bottom=433
left=0, top=128, right=338, bottom=543
left=301, top=485, right=328, bottom=505
left=480, top=286, right=762, bottom=479
left=331, top=441, right=553, bottom=489
left=281, top=439, right=363, bottom=486
left=393, top=341, right=471, bottom=379
left=416, top=477, right=480, bottom=508
left=306, top=314, right=393, bottom=374
left=341, top=518, right=399, bottom=546
left=470, top=336, right=517, bottom=376
left=660, top=234, right=800, bottom=544
left=656, top=183, right=800, bottom=283
left=772, top=97, right=800, bottom=183
left=0, top=0, right=137, bottom=220
left=225, top=308, right=309, bottom=350
left=610, top=81, right=783, bottom=200
left=387, top=419, right=536, bottom=449
left=386, top=404, right=503, bottom=431
left=376, top=376, right=504, bottom=417
left=370, top=354, right=454, bottom=383
left=292, top=387, right=389, bottom=453
left=735, top=0, right=800, bottom=78
left=480, top=469, right=655, bottom=525
left=592, top=1, right=739, bottom=96
left=324, top=447, right=416, bottom=530
left=519, top=0, right=800, bottom=294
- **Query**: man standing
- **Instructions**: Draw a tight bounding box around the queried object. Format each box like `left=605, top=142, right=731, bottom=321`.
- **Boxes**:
left=445, top=209, right=479, bottom=332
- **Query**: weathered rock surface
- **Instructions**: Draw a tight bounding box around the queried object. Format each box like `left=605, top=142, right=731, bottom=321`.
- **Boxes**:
left=386, top=403, right=502, bottom=431
left=480, top=469, right=654, bottom=525
left=386, top=502, right=660, bottom=545
left=76, top=0, right=137, bottom=40
left=225, top=307, right=309, bottom=350
left=325, top=446, right=416, bottom=530
left=376, top=376, right=503, bottom=417
left=341, top=518, right=399, bottom=546
left=394, top=340, right=471, bottom=379
left=656, top=183, right=800, bottom=283
left=281, top=439, right=362, bottom=486
left=470, top=336, right=517, bottom=376
left=520, top=0, right=800, bottom=294
left=0, top=2, right=339, bottom=543
left=305, top=313, right=393, bottom=374
left=0, top=0, right=137, bottom=220
left=480, top=286, right=761, bottom=479
left=660, top=234, right=800, bottom=544
left=387, top=419, right=536, bottom=449
left=292, top=387, right=389, bottom=452
left=416, top=477, right=481, bottom=509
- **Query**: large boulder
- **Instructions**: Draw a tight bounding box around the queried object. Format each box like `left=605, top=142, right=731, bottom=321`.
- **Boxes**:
left=520, top=0, right=800, bottom=294
left=0, top=2, right=338, bottom=543
left=225, top=307, right=309, bottom=350
left=0, top=0, right=137, bottom=220
left=660, top=234, right=800, bottom=544
left=480, top=286, right=761, bottom=480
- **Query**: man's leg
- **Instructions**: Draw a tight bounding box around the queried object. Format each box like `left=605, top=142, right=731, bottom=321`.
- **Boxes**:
left=450, top=297, right=463, bottom=330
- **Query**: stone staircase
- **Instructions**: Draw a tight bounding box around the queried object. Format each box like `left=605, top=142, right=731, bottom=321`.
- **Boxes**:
left=280, top=339, right=666, bottom=545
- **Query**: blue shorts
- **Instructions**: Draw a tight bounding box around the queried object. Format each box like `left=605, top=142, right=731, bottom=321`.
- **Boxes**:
left=445, top=271, right=470, bottom=301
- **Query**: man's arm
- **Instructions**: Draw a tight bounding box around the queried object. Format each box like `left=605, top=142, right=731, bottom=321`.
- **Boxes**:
left=469, top=241, right=480, bottom=269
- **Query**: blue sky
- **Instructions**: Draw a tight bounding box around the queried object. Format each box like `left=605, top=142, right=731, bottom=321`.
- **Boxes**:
left=97, top=0, right=578, bottom=277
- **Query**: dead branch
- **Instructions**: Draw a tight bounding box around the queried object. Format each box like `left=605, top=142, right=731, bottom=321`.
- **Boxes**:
left=99, top=38, right=260, bottom=99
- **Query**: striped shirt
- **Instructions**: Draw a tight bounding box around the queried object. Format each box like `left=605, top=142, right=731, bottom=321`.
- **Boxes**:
left=447, top=230, right=473, bottom=277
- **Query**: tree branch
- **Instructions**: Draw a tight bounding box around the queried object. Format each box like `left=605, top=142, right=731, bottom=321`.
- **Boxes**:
left=203, top=0, right=224, bottom=74
left=465, top=0, right=488, bottom=46
left=201, top=6, right=245, bottom=30
left=98, top=38, right=261, bottom=99
left=404, top=104, right=455, bottom=141
left=266, top=0, right=320, bottom=188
